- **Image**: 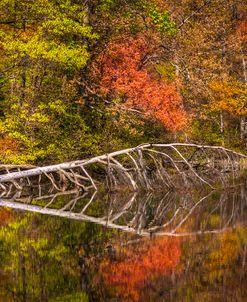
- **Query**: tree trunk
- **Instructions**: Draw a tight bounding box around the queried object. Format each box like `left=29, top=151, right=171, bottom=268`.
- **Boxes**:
left=240, top=46, right=247, bottom=146
left=220, top=111, right=224, bottom=146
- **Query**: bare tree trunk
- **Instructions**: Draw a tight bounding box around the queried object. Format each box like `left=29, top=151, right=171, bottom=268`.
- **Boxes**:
left=240, top=117, right=247, bottom=140
left=240, top=47, right=247, bottom=146
left=220, top=111, right=224, bottom=146
left=20, top=17, right=27, bottom=106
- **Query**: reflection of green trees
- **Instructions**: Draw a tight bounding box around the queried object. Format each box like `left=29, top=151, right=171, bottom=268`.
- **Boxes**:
left=0, top=211, right=114, bottom=301
left=0, top=188, right=246, bottom=301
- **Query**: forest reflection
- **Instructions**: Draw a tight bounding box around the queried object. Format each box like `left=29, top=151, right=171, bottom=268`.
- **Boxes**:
left=0, top=184, right=246, bottom=301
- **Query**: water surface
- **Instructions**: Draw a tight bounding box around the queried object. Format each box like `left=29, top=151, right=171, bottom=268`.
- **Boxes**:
left=0, top=183, right=246, bottom=301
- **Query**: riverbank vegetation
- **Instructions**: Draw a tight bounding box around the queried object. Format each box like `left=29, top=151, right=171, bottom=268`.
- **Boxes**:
left=0, top=0, right=246, bottom=164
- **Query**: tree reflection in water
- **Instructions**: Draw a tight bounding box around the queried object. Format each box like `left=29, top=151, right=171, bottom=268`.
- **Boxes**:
left=0, top=184, right=246, bottom=301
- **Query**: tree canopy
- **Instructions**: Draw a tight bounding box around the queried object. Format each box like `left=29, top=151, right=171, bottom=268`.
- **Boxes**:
left=0, top=0, right=246, bottom=164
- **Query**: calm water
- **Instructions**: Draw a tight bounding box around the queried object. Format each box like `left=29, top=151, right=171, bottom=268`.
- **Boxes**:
left=0, top=183, right=246, bottom=301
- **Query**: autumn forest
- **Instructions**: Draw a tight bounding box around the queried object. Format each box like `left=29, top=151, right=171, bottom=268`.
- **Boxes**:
left=0, top=1, right=247, bottom=302
left=0, top=0, right=246, bottom=164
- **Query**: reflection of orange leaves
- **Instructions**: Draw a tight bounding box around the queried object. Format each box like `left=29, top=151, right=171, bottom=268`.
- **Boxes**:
left=101, top=237, right=181, bottom=301
left=98, top=36, right=188, bottom=131
left=19, top=27, right=37, bottom=42
left=0, top=209, right=12, bottom=226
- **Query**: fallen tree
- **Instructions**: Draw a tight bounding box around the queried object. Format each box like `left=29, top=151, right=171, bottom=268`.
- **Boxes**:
left=0, top=143, right=247, bottom=193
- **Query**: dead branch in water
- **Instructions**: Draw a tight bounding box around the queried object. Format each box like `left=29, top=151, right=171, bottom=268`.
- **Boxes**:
left=0, top=143, right=246, bottom=193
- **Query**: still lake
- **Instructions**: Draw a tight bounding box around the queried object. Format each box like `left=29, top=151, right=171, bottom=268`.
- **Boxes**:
left=0, top=182, right=246, bottom=301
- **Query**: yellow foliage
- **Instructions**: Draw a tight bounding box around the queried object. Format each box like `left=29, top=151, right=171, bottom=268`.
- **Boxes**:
left=207, top=79, right=247, bottom=116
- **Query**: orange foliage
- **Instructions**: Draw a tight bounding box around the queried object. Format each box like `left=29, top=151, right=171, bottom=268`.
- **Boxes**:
left=146, top=0, right=168, bottom=10
left=0, top=137, right=19, bottom=155
left=237, top=17, right=247, bottom=42
left=101, top=237, right=181, bottom=301
left=238, top=21, right=247, bottom=38
left=98, top=36, right=188, bottom=131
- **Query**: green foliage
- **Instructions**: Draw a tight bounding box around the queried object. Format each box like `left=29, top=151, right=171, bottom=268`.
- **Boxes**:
left=149, top=7, right=177, bottom=35
left=156, top=62, right=176, bottom=80
left=4, top=37, right=90, bottom=70
left=50, top=292, right=89, bottom=302
left=0, top=100, right=101, bottom=163
left=97, top=0, right=118, bottom=12
left=0, top=0, right=98, bottom=71
left=189, top=119, right=224, bottom=145
left=0, top=0, right=101, bottom=164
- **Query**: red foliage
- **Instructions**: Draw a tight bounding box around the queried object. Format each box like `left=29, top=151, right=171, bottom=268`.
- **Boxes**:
left=101, top=237, right=181, bottom=301
left=98, top=36, right=188, bottom=131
